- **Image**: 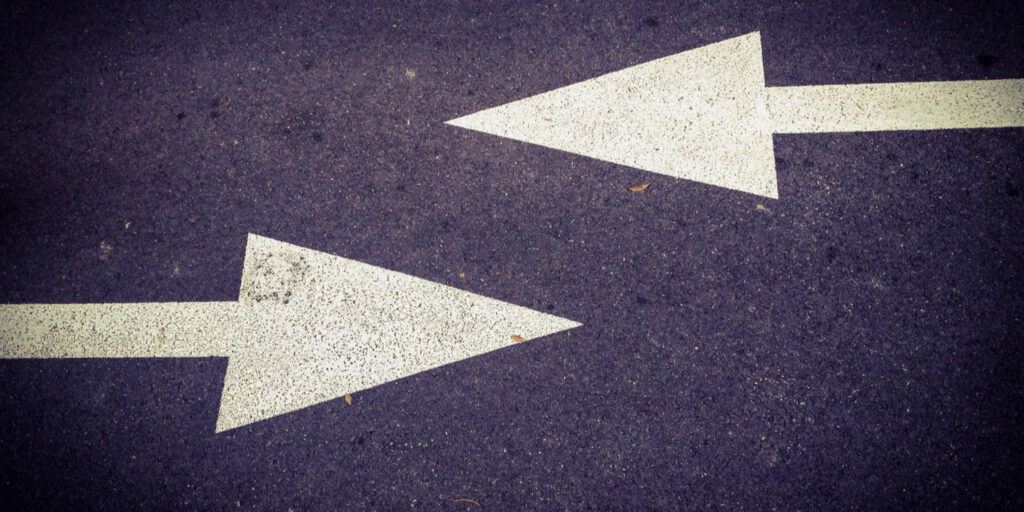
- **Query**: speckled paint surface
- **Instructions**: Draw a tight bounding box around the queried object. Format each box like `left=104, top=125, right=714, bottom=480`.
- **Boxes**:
left=1, top=0, right=1023, bottom=510
left=448, top=33, right=778, bottom=197
left=769, top=78, right=1024, bottom=133
left=1, top=234, right=580, bottom=432
left=448, top=31, right=1022, bottom=198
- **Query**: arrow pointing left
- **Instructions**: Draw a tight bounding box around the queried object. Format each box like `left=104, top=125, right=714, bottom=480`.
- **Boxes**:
left=447, top=32, right=1024, bottom=198
left=0, top=234, right=581, bottom=432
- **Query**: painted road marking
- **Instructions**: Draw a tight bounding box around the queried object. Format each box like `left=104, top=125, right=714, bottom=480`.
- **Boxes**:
left=446, top=32, right=1024, bottom=199
left=0, top=234, right=581, bottom=432
left=768, top=79, right=1024, bottom=133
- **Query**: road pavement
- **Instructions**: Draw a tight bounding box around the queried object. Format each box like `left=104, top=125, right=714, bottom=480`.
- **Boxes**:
left=1, top=0, right=1022, bottom=510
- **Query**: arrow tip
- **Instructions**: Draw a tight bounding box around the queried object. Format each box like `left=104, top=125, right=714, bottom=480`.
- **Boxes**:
left=448, top=32, right=779, bottom=198
left=215, top=235, right=581, bottom=433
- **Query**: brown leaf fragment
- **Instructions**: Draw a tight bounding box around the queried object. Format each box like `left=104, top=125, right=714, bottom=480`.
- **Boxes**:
left=628, top=183, right=650, bottom=192
left=756, top=204, right=772, bottom=214
left=542, top=117, right=552, bottom=121
left=511, top=334, right=525, bottom=342
left=440, top=496, right=481, bottom=507
left=344, top=394, right=352, bottom=404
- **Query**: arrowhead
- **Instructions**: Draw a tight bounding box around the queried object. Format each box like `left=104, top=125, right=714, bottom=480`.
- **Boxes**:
left=213, top=234, right=581, bottom=432
left=446, top=32, right=777, bottom=198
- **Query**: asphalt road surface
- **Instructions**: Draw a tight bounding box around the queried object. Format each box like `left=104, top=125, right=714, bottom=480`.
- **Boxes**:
left=2, top=0, right=1023, bottom=510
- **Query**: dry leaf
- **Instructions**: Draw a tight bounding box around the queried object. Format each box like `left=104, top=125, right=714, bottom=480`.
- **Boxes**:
left=511, top=335, right=525, bottom=342
left=441, top=496, right=481, bottom=507
left=344, top=394, right=352, bottom=404
left=458, top=272, right=466, bottom=279
left=628, top=183, right=650, bottom=192
left=756, top=204, right=771, bottom=214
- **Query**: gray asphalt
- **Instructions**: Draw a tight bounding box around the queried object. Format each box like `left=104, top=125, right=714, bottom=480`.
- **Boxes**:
left=1, top=1, right=1022, bottom=510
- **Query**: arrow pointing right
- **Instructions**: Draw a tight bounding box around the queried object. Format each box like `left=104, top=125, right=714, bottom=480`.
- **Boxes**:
left=446, top=32, right=1024, bottom=199
left=0, top=234, right=581, bottom=433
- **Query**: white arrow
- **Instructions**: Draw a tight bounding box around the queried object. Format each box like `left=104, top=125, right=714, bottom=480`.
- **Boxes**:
left=0, top=234, right=581, bottom=432
left=446, top=32, right=1024, bottom=198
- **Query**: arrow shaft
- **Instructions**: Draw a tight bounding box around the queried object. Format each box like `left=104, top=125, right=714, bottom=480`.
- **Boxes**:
left=0, top=302, right=241, bottom=359
left=767, top=78, right=1024, bottom=133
